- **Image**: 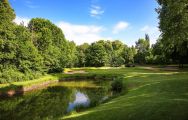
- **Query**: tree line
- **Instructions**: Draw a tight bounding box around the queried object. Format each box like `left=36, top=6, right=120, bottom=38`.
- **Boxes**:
left=0, top=0, right=187, bottom=83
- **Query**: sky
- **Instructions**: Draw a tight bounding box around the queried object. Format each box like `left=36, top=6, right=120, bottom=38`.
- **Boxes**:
left=10, top=0, right=160, bottom=46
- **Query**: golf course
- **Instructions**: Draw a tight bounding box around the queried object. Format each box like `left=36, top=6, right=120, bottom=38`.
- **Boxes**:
left=0, top=0, right=188, bottom=119
left=0, top=66, right=188, bottom=120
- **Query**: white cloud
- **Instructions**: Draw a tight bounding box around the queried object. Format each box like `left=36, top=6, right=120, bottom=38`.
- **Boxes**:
left=57, top=21, right=111, bottom=45
left=25, top=0, right=39, bottom=8
left=140, top=25, right=161, bottom=44
left=13, top=16, right=30, bottom=26
left=113, top=21, right=129, bottom=34
left=90, top=5, right=104, bottom=18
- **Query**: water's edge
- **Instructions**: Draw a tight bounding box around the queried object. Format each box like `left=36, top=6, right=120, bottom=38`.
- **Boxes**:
left=0, top=80, right=59, bottom=98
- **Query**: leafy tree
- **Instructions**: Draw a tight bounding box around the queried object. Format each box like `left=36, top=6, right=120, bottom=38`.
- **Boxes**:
left=135, top=38, right=150, bottom=64
left=28, top=18, right=68, bottom=72
left=0, top=0, right=15, bottom=25
left=110, top=40, right=125, bottom=67
left=156, top=0, right=188, bottom=67
left=122, top=47, right=134, bottom=64
left=65, top=41, right=78, bottom=68
left=145, top=34, right=150, bottom=43
left=85, top=42, right=107, bottom=67
left=152, top=38, right=171, bottom=64
left=14, top=25, right=43, bottom=73
left=76, top=43, right=89, bottom=67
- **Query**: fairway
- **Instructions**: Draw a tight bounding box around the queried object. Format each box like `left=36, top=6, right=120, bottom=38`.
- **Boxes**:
left=62, top=67, right=188, bottom=120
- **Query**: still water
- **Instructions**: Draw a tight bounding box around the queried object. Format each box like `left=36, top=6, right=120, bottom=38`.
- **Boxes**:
left=0, top=80, right=114, bottom=120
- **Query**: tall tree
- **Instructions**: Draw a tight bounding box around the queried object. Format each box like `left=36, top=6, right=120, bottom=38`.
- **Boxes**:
left=152, top=38, right=170, bottom=64
left=122, top=47, right=134, bottom=64
left=145, top=34, right=150, bottom=45
left=76, top=43, right=89, bottom=67
left=0, top=0, right=15, bottom=25
left=85, top=42, right=107, bottom=67
left=156, top=0, right=188, bottom=67
left=110, top=40, right=125, bottom=67
left=28, top=18, right=68, bottom=72
left=135, top=38, right=150, bottom=64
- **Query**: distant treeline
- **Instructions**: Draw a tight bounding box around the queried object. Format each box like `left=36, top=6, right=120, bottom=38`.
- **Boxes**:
left=0, top=0, right=187, bottom=83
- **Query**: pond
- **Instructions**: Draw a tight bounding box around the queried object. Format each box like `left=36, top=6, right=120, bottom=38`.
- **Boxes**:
left=0, top=80, right=117, bottom=120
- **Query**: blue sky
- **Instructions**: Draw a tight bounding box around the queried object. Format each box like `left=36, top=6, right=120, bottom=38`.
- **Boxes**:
left=10, top=0, right=160, bottom=46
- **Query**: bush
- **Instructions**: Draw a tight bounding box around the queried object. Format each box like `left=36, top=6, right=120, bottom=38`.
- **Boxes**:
left=0, top=69, right=26, bottom=83
left=0, top=68, right=42, bottom=83
left=111, top=78, right=123, bottom=93
left=125, top=63, right=135, bottom=67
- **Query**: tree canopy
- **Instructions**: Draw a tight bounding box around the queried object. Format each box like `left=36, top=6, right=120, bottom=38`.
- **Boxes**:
left=1, top=0, right=188, bottom=83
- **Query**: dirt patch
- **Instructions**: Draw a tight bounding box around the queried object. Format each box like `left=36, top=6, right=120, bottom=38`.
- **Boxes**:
left=64, top=70, right=87, bottom=74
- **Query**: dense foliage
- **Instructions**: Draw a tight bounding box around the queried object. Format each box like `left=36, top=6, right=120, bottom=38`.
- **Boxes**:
left=0, top=0, right=77, bottom=83
left=0, top=0, right=188, bottom=83
left=156, top=0, right=188, bottom=67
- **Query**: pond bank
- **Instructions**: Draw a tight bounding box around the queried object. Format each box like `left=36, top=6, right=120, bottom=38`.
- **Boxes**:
left=0, top=71, right=120, bottom=98
left=0, top=79, right=116, bottom=120
left=0, top=80, right=59, bottom=98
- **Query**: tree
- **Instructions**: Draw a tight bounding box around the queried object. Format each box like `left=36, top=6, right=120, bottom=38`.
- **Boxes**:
left=122, top=47, right=134, bottom=64
left=156, top=0, right=188, bottom=67
left=145, top=34, right=150, bottom=43
left=14, top=25, right=43, bottom=74
left=65, top=41, right=78, bottom=68
left=152, top=38, right=171, bottom=64
left=76, top=43, right=89, bottom=67
left=0, top=0, right=15, bottom=25
left=85, top=42, right=107, bottom=67
left=135, top=38, right=150, bottom=64
left=0, top=0, right=16, bottom=67
left=28, top=18, right=68, bottom=72
left=110, top=40, right=125, bottom=67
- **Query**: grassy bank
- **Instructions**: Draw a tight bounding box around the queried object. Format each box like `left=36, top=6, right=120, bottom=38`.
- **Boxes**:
left=0, top=68, right=119, bottom=93
left=0, top=66, right=188, bottom=120
left=62, top=67, right=188, bottom=120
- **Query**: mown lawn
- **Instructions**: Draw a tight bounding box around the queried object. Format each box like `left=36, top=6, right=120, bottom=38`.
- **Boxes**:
left=62, top=67, right=188, bottom=120
left=0, top=66, right=187, bottom=120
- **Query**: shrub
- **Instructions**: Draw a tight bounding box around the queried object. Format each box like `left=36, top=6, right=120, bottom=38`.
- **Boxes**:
left=111, top=78, right=123, bottom=93
left=125, top=63, right=135, bottom=67
left=0, top=69, right=25, bottom=83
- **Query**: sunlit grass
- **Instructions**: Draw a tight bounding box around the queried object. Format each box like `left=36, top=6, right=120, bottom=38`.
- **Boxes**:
left=0, top=66, right=188, bottom=120
left=0, top=75, right=58, bottom=88
left=58, top=81, right=100, bottom=88
left=62, top=67, right=188, bottom=120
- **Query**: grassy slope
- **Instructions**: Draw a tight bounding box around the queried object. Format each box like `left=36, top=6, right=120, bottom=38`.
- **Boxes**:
left=0, top=75, right=58, bottom=92
left=63, top=67, right=188, bottom=120
left=0, top=67, right=187, bottom=120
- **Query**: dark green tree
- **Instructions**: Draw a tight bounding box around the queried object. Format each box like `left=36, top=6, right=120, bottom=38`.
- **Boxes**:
left=156, top=0, right=188, bottom=67
left=110, top=40, right=125, bottom=67
left=85, top=42, right=107, bottom=67
left=135, top=38, right=150, bottom=64
left=76, top=43, right=89, bottom=67
left=122, top=47, right=134, bottom=64
left=28, top=18, right=68, bottom=72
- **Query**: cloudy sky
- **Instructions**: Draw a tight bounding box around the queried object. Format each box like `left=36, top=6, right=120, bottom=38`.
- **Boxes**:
left=10, top=0, right=160, bottom=46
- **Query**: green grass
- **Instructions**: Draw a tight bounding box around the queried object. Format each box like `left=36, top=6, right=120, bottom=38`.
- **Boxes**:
left=62, top=67, right=188, bottom=120
left=0, top=75, right=58, bottom=92
left=0, top=66, right=188, bottom=120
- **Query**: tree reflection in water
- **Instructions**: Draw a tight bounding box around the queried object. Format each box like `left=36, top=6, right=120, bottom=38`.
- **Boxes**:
left=0, top=80, right=116, bottom=120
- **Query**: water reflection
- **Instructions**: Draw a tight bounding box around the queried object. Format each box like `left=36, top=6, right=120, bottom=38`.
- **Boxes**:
left=0, top=80, right=114, bottom=120
left=67, top=91, right=90, bottom=112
